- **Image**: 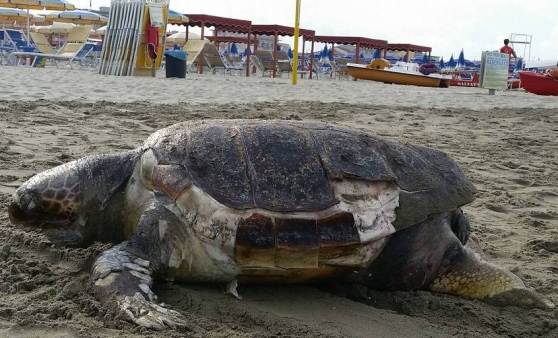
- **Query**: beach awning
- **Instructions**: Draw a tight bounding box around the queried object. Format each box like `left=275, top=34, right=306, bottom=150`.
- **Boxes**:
left=205, top=35, right=249, bottom=43
left=310, top=36, right=388, bottom=76
left=250, top=24, right=315, bottom=78
left=385, top=43, right=432, bottom=62
left=183, top=14, right=252, bottom=76
left=250, top=24, right=314, bottom=39
left=185, top=14, right=251, bottom=33
left=386, top=43, right=432, bottom=53
left=312, top=36, right=388, bottom=49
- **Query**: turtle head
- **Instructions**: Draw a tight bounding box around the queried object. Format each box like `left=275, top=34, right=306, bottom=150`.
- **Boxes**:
left=9, top=150, right=141, bottom=247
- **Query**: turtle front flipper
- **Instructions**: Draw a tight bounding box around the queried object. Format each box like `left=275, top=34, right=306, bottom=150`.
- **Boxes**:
left=91, top=244, right=186, bottom=330
left=91, top=200, right=189, bottom=330
left=429, top=238, right=554, bottom=309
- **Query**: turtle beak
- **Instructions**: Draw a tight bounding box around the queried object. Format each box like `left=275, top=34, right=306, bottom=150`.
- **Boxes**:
left=8, top=200, right=27, bottom=225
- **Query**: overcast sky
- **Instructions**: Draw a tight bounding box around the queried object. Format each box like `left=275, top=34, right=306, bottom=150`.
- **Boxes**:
left=68, top=0, right=557, bottom=60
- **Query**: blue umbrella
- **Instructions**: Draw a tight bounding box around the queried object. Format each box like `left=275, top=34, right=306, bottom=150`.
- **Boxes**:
left=458, top=49, right=465, bottom=68
left=359, top=52, right=364, bottom=59
left=373, top=49, right=380, bottom=59
left=243, top=48, right=250, bottom=57
left=384, top=54, right=399, bottom=63
left=448, top=54, right=456, bottom=68
left=320, top=45, right=329, bottom=62
left=230, top=42, right=238, bottom=56
left=439, top=57, right=445, bottom=69
left=287, top=47, right=293, bottom=59
left=422, top=53, right=428, bottom=64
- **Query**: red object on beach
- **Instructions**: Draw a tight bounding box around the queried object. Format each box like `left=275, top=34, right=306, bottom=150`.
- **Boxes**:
left=518, top=71, right=558, bottom=96
left=146, top=18, right=158, bottom=61
left=449, top=71, right=480, bottom=87
left=448, top=70, right=522, bottom=89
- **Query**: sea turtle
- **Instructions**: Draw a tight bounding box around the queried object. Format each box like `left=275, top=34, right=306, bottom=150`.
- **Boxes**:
left=8, top=119, right=553, bottom=329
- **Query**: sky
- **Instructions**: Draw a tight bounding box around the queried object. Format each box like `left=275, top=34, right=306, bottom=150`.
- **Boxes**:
left=68, top=0, right=557, bottom=60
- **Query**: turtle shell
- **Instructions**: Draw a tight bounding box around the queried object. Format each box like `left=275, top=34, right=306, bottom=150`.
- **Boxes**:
left=144, top=120, right=476, bottom=230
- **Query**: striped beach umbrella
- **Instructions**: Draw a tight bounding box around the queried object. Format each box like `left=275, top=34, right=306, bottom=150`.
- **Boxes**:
left=0, top=7, right=32, bottom=20
left=0, top=0, right=75, bottom=10
left=0, top=0, right=75, bottom=44
left=45, top=10, right=107, bottom=24
left=167, top=9, right=188, bottom=25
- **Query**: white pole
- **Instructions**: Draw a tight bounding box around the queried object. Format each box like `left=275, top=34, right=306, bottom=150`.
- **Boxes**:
left=114, top=0, right=132, bottom=75
left=129, top=0, right=145, bottom=76
left=110, top=0, right=126, bottom=75
left=99, top=0, right=116, bottom=74
left=125, top=0, right=142, bottom=75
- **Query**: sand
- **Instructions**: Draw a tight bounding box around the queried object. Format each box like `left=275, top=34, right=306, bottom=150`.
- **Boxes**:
left=0, top=67, right=557, bottom=338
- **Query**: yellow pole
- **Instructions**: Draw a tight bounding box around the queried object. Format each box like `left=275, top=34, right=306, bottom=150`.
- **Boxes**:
left=292, top=0, right=301, bottom=85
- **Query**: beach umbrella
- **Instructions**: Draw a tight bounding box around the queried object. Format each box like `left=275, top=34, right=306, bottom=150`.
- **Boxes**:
left=372, top=49, right=380, bottom=59
left=422, top=53, right=428, bottom=64
left=448, top=54, right=456, bottom=68
left=458, top=49, right=465, bottom=68
left=287, top=46, right=293, bottom=59
left=439, top=57, right=445, bottom=69
left=44, top=10, right=107, bottom=25
left=359, top=51, right=364, bottom=59
left=230, top=42, right=238, bottom=56
left=0, top=0, right=75, bottom=44
left=167, top=9, right=188, bottom=25
left=320, top=44, right=329, bottom=62
left=243, top=47, right=250, bottom=57
left=0, top=7, right=32, bottom=21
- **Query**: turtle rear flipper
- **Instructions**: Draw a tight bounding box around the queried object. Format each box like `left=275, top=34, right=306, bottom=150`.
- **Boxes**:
left=357, top=212, right=554, bottom=310
left=91, top=201, right=188, bottom=330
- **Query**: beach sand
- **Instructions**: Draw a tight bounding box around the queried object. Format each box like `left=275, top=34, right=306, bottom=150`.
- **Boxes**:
left=0, top=67, right=557, bottom=338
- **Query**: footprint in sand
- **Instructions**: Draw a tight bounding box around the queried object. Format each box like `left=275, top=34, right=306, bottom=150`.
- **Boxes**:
left=507, top=178, right=534, bottom=186
left=485, top=203, right=509, bottom=213
left=529, top=210, right=558, bottom=220
left=536, top=191, right=558, bottom=204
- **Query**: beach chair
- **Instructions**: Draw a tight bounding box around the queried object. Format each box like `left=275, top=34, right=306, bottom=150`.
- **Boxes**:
left=2, top=29, right=34, bottom=65
left=249, top=54, right=276, bottom=77
left=11, top=25, right=92, bottom=68
left=183, top=39, right=206, bottom=73
left=204, top=54, right=244, bottom=75
left=333, top=58, right=349, bottom=80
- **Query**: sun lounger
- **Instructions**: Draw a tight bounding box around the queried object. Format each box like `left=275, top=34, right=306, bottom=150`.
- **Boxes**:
left=204, top=54, right=244, bottom=75
left=11, top=25, right=92, bottom=68
left=183, top=39, right=206, bottom=73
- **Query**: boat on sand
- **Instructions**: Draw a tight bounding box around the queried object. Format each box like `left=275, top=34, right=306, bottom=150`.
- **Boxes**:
left=346, top=59, right=452, bottom=88
left=518, top=70, right=558, bottom=96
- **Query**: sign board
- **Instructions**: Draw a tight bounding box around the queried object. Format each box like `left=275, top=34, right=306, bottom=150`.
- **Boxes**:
left=479, top=51, right=509, bottom=90
left=148, top=3, right=165, bottom=28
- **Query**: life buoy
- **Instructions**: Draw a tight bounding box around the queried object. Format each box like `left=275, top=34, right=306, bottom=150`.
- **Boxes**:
left=366, top=58, right=390, bottom=69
